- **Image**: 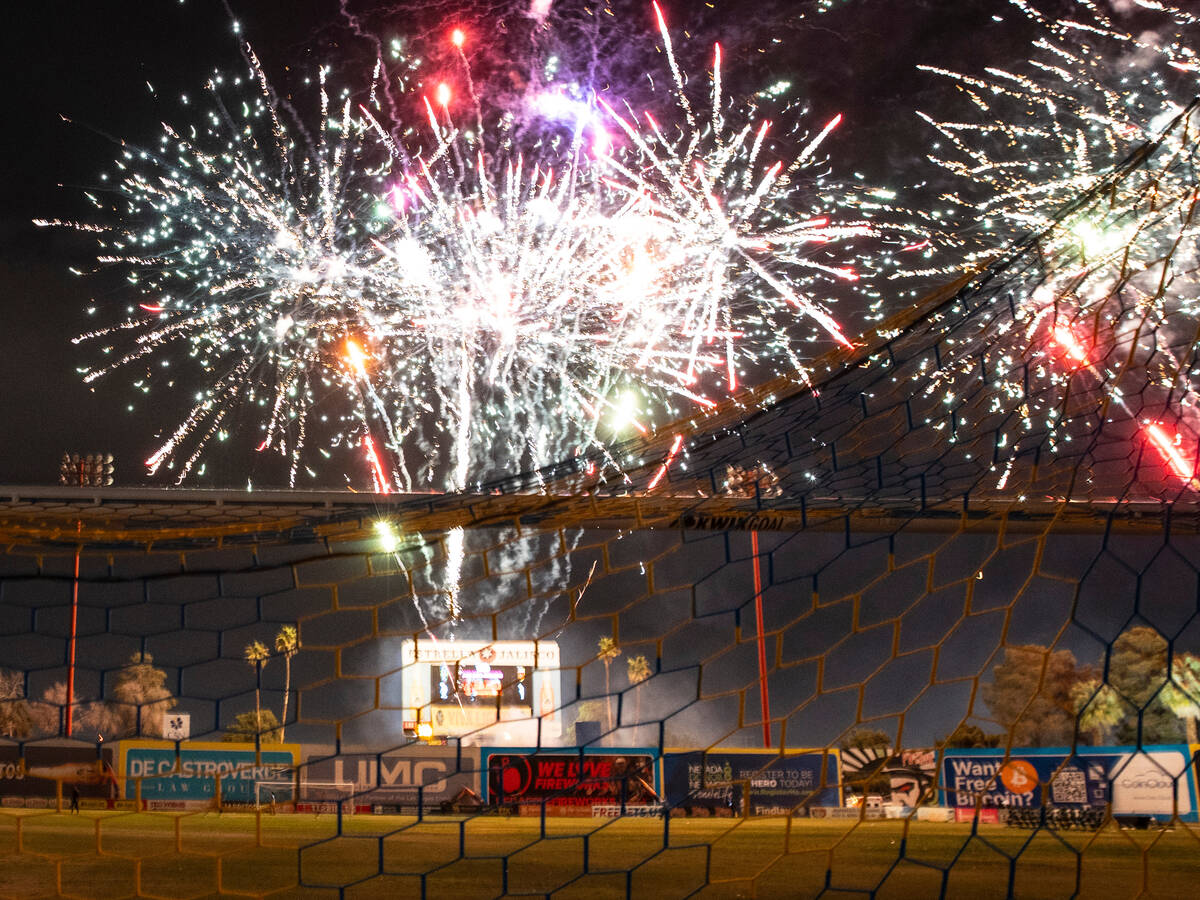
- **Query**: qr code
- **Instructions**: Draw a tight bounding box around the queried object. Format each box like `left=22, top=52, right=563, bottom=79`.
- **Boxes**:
left=1051, top=767, right=1088, bottom=804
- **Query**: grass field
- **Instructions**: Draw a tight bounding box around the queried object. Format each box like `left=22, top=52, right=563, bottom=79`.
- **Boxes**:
left=1, top=810, right=1199, bottom=899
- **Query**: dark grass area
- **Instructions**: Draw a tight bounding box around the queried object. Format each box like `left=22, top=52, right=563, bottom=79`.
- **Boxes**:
left=1, top=812, right=1199, bottom=898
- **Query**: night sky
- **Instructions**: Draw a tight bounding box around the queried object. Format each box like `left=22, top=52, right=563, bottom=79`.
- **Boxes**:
left=3, top=1, right=329, bottom=486
left=1, top=0, right=1023, bottom=488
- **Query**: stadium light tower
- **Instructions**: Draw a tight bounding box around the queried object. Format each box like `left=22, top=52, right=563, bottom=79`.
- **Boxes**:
left=58, top=452, right=113, bottom=737
left=59, top=452, right=115, bottom=487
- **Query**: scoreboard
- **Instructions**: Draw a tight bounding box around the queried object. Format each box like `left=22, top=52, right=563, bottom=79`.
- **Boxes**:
left=401, top=639, right=562, bottom=741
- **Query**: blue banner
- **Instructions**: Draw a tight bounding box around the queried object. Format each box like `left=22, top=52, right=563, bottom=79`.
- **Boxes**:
left=940, top=746, right=1198, bottom=822
left=118, top=741, right=299, bottom=804
left=662, top=750, right=840, bottom=815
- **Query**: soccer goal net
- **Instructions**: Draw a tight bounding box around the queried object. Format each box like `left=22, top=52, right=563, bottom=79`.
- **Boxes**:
left=4, top=54, right=1200, bottom=900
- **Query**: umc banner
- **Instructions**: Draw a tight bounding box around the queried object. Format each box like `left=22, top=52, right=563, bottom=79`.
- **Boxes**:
left=117, top=740, right=299, bottom=808
left=482, top=748, right=660, bottom=812
left=941, top=746, right=1199, bottom=822
left=662, top=749, right=841, bottom=815
left=302, top=747, right=479, bottom=808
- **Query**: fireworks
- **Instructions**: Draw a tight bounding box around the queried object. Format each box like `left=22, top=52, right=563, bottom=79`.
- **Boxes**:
left=39, top=4, right=911, bottom=491
left=914, top=0, right=1200, bottom=493
left=920, top=0, right=1199, bottom=259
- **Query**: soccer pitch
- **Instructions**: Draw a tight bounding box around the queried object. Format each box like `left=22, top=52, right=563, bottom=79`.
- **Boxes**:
left=1, top=812, right=1199, bottom=899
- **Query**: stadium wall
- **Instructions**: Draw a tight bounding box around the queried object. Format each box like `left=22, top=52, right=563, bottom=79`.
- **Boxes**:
left=661, top=748, right=841, bottom=815
left=482, top=747, right=661, bottom=814
left=0, top=744, right=118, bottom=805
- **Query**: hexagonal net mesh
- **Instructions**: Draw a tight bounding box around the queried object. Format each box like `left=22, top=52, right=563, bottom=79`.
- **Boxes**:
left=3, top=101, right=1200, bottom=900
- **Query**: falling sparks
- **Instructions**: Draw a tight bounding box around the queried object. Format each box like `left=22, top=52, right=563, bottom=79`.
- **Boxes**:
left=920, top=0, right=1200, bottom=268
left=41, top=7, right=917, bottom=491
left=647, top=433, right=684, bottom=491
left=1144, top=423, right=1197, bottom=486
left=906, top=0, right=1200, bottom=495
left=362, top=434, right=391, bottom=494
left=1050, top=325, right=1089, bottom=365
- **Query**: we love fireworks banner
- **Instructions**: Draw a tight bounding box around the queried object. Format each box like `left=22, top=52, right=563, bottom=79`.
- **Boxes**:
left=481, top=748, right=660, bottom=809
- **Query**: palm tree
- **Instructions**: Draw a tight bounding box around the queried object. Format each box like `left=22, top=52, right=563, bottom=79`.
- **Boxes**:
left=597, top=636, right=621, bottom=738
left=626, top=655, right=652, bottom=728
left=1163, top=653, right=1200, bottom=744
left=1070, top=678, right=1125, bottom=745
left=274, top=625, right=300, bottom=741
left=244, top=641, right=271, bottom=745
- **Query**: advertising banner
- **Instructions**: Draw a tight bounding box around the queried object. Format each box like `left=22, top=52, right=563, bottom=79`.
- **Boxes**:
left=941, top=746, right=1198, bottom=822
left=839, top=746, right=938, bottom=806
left=302, top=747, right=480, bottom=807
left=0, top=744, right=118, bottom=799
left=662, top=749, right=841, bottom=815
left=481, top=748, right=660, bottom=810
left=117, top=740, right=299, bottom=805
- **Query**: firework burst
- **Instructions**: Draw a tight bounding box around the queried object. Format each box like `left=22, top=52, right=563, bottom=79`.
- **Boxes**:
left=914, top=0, right=1200, bottom=492
left=920, top=0, right=1199, bottom=263
left=41, top=6, right=915, bottom=490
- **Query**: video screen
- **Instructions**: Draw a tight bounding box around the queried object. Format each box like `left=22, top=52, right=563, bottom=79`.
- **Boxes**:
left=431, top=663, right=530, bottom=707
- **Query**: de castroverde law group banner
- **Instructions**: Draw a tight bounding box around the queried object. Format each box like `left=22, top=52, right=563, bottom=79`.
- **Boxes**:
left=117, top=740, right=299, bottom=808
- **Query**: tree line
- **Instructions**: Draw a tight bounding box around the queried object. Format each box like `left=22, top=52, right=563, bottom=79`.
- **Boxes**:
left=836, top=626, right=1200, bottom=758
left=978, top=626, right=1200, bottom=747
left=0, top=653, right=175, bottom=741
left=0, top=625, right=300, bottom=743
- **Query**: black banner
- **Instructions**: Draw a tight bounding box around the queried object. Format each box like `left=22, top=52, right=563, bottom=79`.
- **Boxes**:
left=484, top=750, right=659, bottom=808
left=0, top=745, right=117, bottom=798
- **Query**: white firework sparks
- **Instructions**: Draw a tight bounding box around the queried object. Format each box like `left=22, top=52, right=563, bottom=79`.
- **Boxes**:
left=40, top=7, right=914, bottom=491
left=915, top=0, right=1200, bottom=492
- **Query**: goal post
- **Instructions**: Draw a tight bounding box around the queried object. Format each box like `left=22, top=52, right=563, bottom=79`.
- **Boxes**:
left=254, top=781, right=295, bottom=808
left=255, top=781, right=357, bottom=813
